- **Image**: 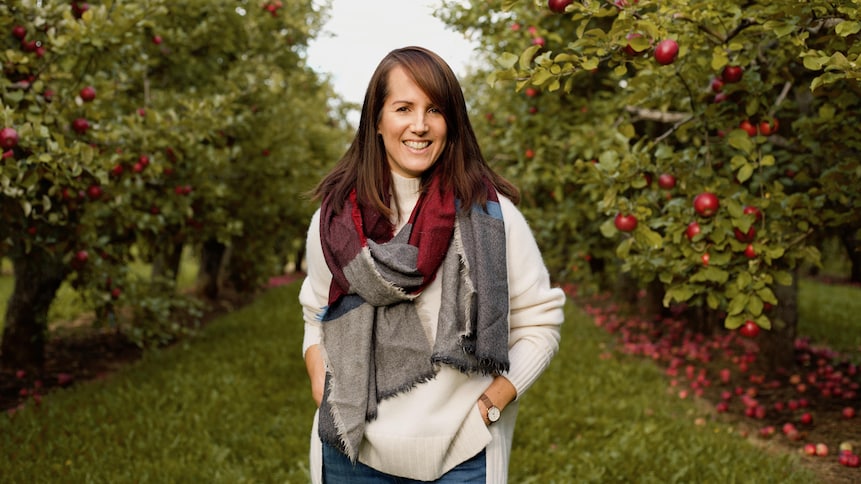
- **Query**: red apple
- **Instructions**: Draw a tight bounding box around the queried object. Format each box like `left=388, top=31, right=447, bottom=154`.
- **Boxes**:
left=657, top=173, right=676, bottom=189
left=110, top=287, right=122, bottom=299
left=79, top=85, right=96, bottom=102
left=744, top=244, right=756, bottom=259
left=743, top=205, right=762, bottom=221
left=152, top=35, right=163, bottom=45
left=87, top=184, right=102, bottom=200
left=72, top=117, right=90, bottom=134
left=614, top=213, right=638, bottom=232
left=739, top=320, right=760, bottom=338
left=843, top=407, right=856, bottom=419
left=693, top=192, right=719, bottom=217
left=803, top=443, right=817, bottom=456
left=525, top=149, right=535, bottom=159
left=74, top=250, right=89, bottom=264
left=710, top=77, right=724, bottom=92
left=734, top=226, right=756, bottom=242
left=12, top=25, right=27, bottom=40
left=548, top=0, right=574, bottom=14
left=739, top=120, right=757, bottom=137
left=721, top=65, right=743, bottom=83
left=799, top=412, right=813, bottom=425
left=0, top=127, right=19, bottom=149
left=525, top=87, right=539, bottom=97
left=138, top=154, right=150, bottom=166
left=686, top=221, right=701, bottom=240
left=701, top=253, right=710, bottom=266
left=654, top=39, right=679, bottom=65
left=816, top=443, right=829, bottom=456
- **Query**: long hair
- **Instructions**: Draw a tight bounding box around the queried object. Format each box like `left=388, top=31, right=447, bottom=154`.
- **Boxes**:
left=312, top=46, right=519, bottom=217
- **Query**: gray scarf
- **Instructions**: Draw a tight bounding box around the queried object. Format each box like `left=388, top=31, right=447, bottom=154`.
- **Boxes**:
left=318, top=191, right=509, bottom=462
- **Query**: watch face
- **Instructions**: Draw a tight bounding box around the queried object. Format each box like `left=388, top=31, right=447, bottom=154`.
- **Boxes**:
left=488, top=406, right=501, bottom=422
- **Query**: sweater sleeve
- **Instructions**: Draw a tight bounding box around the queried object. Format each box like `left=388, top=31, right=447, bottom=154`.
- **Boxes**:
left=298, top=208, right=331, bottom=357
left=499, top=197, right=566, bottom=398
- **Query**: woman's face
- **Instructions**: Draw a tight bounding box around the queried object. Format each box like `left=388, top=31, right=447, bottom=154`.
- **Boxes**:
left=377, top=66, right=447, bottom=179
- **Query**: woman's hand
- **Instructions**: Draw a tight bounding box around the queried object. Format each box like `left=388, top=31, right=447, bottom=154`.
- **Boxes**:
left=478, top=375, right=517, bottom=425
left=304, top=344, right=325, bottom=407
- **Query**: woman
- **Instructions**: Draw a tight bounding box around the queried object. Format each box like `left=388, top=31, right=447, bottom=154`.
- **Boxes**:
left=299, top=46, right=565, bottom=483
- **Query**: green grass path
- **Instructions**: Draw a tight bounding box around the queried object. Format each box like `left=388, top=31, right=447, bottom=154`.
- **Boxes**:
left=0, top=282, right=816, bottom=483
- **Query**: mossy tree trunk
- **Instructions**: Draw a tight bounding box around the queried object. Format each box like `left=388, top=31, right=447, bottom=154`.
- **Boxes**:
left=1, top=248, right=68, bottom=371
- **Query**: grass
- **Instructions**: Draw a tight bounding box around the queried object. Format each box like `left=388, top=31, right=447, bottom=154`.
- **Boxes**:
left=0, top=282, right=818, bottom=483
left=798, top=278, right=861, bottom=354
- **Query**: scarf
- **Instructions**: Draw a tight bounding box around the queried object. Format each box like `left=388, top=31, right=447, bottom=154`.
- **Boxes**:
left=317, top=173, right=510, bottom=462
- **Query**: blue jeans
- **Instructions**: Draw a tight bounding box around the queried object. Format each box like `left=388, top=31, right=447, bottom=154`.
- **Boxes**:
left=322, top=442, right=486, bottom=483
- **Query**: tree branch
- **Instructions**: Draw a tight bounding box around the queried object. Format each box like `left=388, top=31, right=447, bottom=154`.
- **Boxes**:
left=625, top=106, right=690, bottom=123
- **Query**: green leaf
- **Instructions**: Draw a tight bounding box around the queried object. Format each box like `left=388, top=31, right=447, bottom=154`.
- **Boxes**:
left=707, top=291, right=720, bottom=309
left=763, top=20, right=796, bottom=38
left=728, top=293, right=749, bottom=316
left=725, top=314, right=744, bottom=330
left=520, top=45, right=541, bottom=69
left=532, top=68, right=553, bottom=86
left=802, top=54, right=828, bottom=71
left=728, top=130, right=753, bottom=154
left=663, top=285, right=694, bottom=306
left=691, top=266, right=730, bottom=284
left=774, top=270, right=793, bottom=286
left=836, top=21, right=861, bottom=37
left=737, top=163, right=754, bottom=182
left=634, top=226, right=663, bottom=249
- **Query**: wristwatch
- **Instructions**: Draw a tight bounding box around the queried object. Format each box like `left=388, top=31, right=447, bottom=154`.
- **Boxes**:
left=480, top=394, right=501, bottom=423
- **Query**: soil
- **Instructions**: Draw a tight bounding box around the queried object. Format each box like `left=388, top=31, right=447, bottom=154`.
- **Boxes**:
left=2, top=272, right=859, bottom=483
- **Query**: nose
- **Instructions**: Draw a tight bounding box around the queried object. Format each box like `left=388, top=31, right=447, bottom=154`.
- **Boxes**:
left=411, top=112, right=428, bottom=133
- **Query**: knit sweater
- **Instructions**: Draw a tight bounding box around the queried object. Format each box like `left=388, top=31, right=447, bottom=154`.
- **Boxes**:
left=299, top=172, right=565, bottom=483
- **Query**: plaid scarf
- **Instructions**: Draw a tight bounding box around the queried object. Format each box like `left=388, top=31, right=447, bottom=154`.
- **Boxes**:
left=317, top=173, right=510, bottom=462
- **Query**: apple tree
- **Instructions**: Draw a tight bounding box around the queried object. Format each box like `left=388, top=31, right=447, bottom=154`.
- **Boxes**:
left=0, top=0, right=348, bottom=370
left=441, top=0, right=861, bottom=369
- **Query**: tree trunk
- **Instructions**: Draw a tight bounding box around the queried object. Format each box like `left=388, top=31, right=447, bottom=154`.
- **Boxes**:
left=840, top=226, right=861, bottom=283
left=1, top=248, right=68, bottom=371
left=756, top=272, right=799, bottom=374
left=151, top=241, right=184, bottom=282
left=197, top=238, right=226, bottom=300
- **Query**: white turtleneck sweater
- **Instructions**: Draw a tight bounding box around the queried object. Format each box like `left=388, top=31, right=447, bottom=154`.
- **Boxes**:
left=299, top=172, right=565, bottom=483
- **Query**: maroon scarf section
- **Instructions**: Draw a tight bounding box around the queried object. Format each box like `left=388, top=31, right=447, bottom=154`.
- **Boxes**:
left=320, top=174, right=457, bottom=305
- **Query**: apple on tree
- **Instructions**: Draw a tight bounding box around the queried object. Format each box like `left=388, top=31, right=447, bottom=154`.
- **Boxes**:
left=614, top=213, right=638, bottom=232
left=0, top=127, right=19, bottom=149
left=685, top=221, right=701, bottom=240
left=657, top=173, right=676, bottom=189
left=72, top=117, right=90, bottom=134
left=722, top=65, right=744, bottom=83
left=693, top=192, right=719, bottom=217
left=739, top=320, right=760, bottom=338
left=654, top=39, right=679, bottom=65
left=80, top=86, right=96, bottom=102
left=547, top=0, right=573, bottom=14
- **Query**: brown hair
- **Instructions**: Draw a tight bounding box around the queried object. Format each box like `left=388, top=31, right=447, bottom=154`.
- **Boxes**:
left=312, top=46, right=519, bottom=217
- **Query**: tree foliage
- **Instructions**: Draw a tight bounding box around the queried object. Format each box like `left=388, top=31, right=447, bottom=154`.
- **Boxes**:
left=1, top=0, right=350, bottom=368
left=440, top=0, right=861, bottom=335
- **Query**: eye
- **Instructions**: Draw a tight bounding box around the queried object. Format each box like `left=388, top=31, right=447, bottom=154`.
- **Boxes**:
left=428, top=107, right=441, bottom=114
left=396, top=106, right=410, bottom=112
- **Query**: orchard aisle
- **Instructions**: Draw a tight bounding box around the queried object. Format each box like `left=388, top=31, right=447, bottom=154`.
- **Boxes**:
left=0, top=282, right=819, bottom=482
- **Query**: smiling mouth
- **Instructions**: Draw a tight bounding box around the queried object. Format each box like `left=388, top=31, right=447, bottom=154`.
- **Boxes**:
left=404, top=140, right=430, bottom=149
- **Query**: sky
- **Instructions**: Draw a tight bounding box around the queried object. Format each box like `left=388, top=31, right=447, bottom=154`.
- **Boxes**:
left=306, top=0, right=479, bottom=109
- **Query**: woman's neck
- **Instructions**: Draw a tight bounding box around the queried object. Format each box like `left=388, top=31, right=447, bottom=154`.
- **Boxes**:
left=390, top=172, right=421, bottom=230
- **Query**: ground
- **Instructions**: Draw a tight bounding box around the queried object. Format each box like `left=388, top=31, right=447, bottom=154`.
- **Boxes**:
left=1, top=273, right=859, bottom=483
